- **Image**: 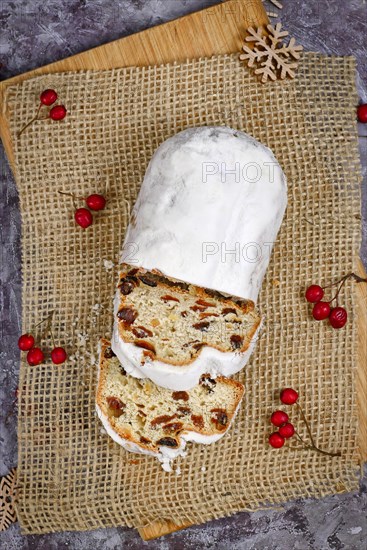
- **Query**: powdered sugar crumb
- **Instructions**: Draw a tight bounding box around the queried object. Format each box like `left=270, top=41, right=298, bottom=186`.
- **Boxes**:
left=349, top=527, right=362, bottom=535
left=103, top=259, right=115, bottom=271
left=77, top=332, right=89, bottom=347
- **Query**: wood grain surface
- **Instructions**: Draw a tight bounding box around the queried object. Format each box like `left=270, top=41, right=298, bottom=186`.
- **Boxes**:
left=357, top=259, right=367, bottom=460
left=0, top=0, right=268, bottom=172
left=0, top=0, right=365, bottom=542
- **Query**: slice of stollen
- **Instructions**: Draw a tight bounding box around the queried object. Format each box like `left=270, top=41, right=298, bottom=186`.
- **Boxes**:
left=112, top=264, right=261, bottom=391
left=96, top=339, right=244, bottom=471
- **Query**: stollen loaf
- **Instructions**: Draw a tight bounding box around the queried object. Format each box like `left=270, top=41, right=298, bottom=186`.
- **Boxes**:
left=121, top=126, right=287, bottom=302
left=111, top=127, right=287, bottom=390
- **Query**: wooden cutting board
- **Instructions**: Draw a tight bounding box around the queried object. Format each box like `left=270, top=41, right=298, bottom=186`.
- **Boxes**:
left=0, top=0, right=268, bottom=170
left=0, top=0, right=365, bottom=541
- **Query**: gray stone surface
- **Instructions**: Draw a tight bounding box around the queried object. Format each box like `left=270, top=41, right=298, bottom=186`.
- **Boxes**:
left=0, top=1, right=366, bottom=548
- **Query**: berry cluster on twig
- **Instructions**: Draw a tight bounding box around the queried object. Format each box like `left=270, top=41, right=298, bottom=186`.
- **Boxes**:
left=305, top=273, right=367, bottom=329
left=18, top=312, right=67, bottom=365
left=58, top=190, right=107, bottom=229
left=269, top=388, right=341, bottom=457
left=18, top=89, right=67, bottom=137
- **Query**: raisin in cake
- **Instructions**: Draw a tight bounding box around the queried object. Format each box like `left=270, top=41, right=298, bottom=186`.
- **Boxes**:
left=96, top=339, right=244, bottom=471
left=112, top=264, right=261, bottom=391
left=121, top=126, right=287, bottom=303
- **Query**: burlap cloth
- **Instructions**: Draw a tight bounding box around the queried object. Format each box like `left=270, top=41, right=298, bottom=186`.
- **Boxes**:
left=5, top=52, right=362, bottom=534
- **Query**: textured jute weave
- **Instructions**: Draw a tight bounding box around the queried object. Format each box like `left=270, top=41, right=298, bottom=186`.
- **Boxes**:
left=5, top=52, right=362, bottom=534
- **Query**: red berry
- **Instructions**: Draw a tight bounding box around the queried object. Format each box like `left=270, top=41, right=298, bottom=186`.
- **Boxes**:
left=27, top=347, right=44, bottom=366
left=329, top=307, right=348, bottom=329
left=269, top=432, right=285, bottom=448
left=51, top=347, right=67, bottom=364
left=50, top=105, right=67, bottom=121
left=357, top=104, right=367, bottom=123
left=40, top=89, right=58, bottom=106
left=305, top=285, right=324, bottom=303
left=86, top=194, right=106, bottom=211
left=279, top=422, right=295, bottom=439
left=270, top=410, right=289, bottom=427
left=280, top=388, right=299, bottom=405
left=312, top=301, right=331, bottom=320
left=75, top=208, right=93, bottom=229
left=18, top=333, right=35, bottom=351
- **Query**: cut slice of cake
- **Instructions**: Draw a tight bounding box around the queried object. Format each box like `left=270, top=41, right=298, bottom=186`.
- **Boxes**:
left=111, top=264, right=261, bottom=391
left=96, top=339, right=244, bottom=471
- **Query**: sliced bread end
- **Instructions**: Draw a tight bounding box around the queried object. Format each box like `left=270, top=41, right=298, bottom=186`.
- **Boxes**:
left=96, top=339, right=244, bottom=460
